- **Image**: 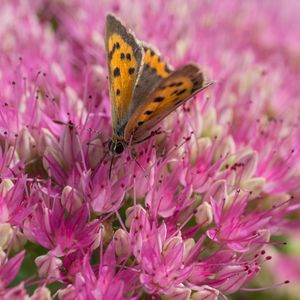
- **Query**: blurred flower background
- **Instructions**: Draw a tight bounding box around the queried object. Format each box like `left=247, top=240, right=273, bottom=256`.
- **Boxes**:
left=0, top=0, right=300, bottom=299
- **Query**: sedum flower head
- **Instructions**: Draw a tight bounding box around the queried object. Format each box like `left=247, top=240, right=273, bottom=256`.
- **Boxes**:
left=0, top=0, right=299, bottom=299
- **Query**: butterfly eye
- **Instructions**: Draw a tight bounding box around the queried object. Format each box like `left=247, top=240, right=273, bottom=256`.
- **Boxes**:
left=108, top=140, right=125, bottom=154
left=115, top=142, right=124, bottom=154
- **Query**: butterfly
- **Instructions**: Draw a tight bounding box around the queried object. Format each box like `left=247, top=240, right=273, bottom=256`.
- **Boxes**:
left=106, top=14, right=211, bottom=155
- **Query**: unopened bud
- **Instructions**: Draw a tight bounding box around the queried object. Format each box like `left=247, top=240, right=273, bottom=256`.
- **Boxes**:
left=38, top=128, right=58, bottom=154
left=191, top=286, right=219, bottom=300
left=195, top=202, right=213, bottom=226
left=16, top=127, right=37, bottom=161
left=0, top=223, right=13, bottom=250
left=35, top=254, right=62, bottom=278
left=101, top=222, right=114, bottom=247
left=242, top=177, right=265, bottom=196
left=183, top=238, right=195, bottom=260
left=58, top=285, right=77, bottom=300
left=237, top=151, right=258, bottom=180
left=125, top=205, right=145, bottom=228
left=191, top=137, right=212, bottom=163
left=163, top=237, right=182, bottom=256
left=0, top=179, right=14, bottom=197
left=31, top=286, right=51, bottom=300
left=114, top=229, right=131, bottom=257
left=43, top=146, right=64, bottom=172
left=165, top=286, right=191, bottom=300
left=0, top=248, right=6, bottom=265
left=12, top=230, right=27, bottom=252
left=61, top=186, right=82, bottom=214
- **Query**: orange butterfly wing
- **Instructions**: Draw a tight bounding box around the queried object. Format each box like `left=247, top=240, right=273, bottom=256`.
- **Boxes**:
left=124, top=64, right=209, bottom=142
left=105, top=15, right=143, bottom=132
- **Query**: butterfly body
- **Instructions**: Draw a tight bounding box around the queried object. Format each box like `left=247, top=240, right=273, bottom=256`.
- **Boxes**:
left=105, top=14, right=210, bottom=154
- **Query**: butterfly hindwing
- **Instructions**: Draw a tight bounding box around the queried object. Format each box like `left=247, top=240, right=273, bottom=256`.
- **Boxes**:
left=128, top=45, right=173, bottom=116
left=124, top=64, right=206, bottom=142
left=105, top=14, right=144, bottom=133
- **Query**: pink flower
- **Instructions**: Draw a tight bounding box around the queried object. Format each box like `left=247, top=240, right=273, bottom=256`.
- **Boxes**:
left=0, top=0, right=299, bottom=299
left=130, top=208, right=193, bottom=294
left=0, top=251, right=25, bottom=294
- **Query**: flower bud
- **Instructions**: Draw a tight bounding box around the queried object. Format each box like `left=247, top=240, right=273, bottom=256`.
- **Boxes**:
left=31, top=286, right=51, bottom=300
left=102, top=222, right=114, bottom=247
left=125, top=205, right=145, bottom=228
left=195, top=202, right=213, bottom=226
left=0, top=223, right=13, bottom=250
left=114, top=229, right=131, bottom=257
left=61, top=186, right=83, bottom=214
left=35, top=254, right=62, bottom=278
left=58, top=285, right=77, bottom=300
left=0, top=179, right=14, bottom=197
left=190, top=137, right=212, bottom=164
left=38, top=128, right=58, bottom=154
left=191, top=286, right=219, bottom=300
left=43, top=146, right=64, bottom=172
left=183, top=238, right=195, bottom=260
left=12, top=230, right=27, bottom=252
left=204, top=180, right=227, bottom=203
left=241, top=177, right=265, bottom=197
left=215, top=135, right=236, bottom=160
left=0, top=248, right=6, bottom=265
left=16, top=127, right=37, bottom=161
left=166, top=286, right=191, bottom=300
left=237, top=151, right=258, bottom=180
left=163, top=237, right=182, bottom=255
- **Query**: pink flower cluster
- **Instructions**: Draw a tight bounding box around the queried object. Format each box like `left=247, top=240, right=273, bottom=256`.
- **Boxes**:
left=0, top=0, right=300, bottom=299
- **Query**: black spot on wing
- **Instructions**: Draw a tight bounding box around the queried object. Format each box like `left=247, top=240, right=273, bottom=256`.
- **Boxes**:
left=126, top=53, right=131, bottom=61
left=154, top=96, right=164, bottom=102
left=176, top=89, right=187, bottom=96
left=169, top=82, right=183, bottom=87
left=116, top=89, right=120, bottom=95
left=109, top=42, right=120, bottom=60
left=144, top=110, right=153, bottom=115
left=137, top=121, right=144, bottom=126
left=128, top=67, right=135, bottom=75
left=120, top=53, right=125, bottom=60
left=113, top=67, right=120, bottom=77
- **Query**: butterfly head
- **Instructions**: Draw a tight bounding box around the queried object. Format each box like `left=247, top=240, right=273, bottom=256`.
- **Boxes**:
left=108, top=138, right=126, bottom=155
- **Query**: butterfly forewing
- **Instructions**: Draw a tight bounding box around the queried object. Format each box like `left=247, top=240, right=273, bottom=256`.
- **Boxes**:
left=124, top=64, right=206, bottom=142
left=105, top=14, right=144, bottom=133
